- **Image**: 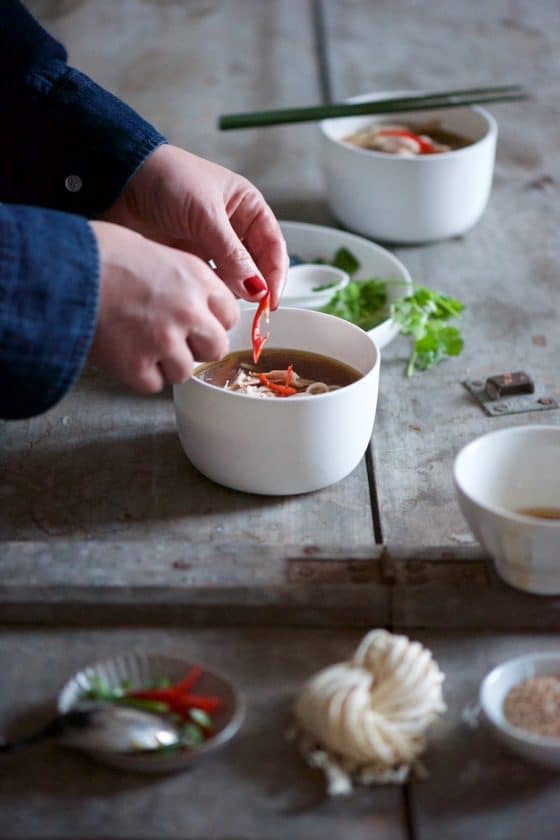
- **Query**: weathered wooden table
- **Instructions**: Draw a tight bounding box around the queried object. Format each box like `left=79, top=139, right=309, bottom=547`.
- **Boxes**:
left=1, top=1, right=559, bottom=837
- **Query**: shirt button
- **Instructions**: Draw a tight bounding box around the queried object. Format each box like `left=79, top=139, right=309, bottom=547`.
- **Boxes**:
left=65, top=174, right=83, bottom=193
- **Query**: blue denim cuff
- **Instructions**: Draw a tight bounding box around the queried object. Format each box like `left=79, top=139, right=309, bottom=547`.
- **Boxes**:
left=0, top=203, right=99, bottom=419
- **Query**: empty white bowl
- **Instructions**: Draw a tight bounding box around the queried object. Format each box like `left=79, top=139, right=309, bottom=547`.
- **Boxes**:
left=174, top=307, right=380, bottom=495
left=480, top=653, right=560, bottom=770
left=282, top=263, right=349, bottom=309
left=320, top=91, right=497, bottom=243
left=454, top=426, right=560, bottom=594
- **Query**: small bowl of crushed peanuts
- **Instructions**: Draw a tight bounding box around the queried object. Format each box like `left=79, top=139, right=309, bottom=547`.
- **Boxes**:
left=480, top=653, right=560, bottom=770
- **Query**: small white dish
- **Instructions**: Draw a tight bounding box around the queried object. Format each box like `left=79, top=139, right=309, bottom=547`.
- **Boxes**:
left=480, top=653, right=560, bottom=770
left=174, top=307, right=380, bottom=495
left=454, top=425, right=560, bottom=594
left=279, top=220, right=412, bottom=349
left=282, top=263, right=349, bottom=309
left=58, top=653, right=245, bottom=774
left=320, top=91, right=497, bottom=243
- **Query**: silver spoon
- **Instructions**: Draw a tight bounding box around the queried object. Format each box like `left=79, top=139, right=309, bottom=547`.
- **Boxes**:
left=0, top=702, right=180, bottom=754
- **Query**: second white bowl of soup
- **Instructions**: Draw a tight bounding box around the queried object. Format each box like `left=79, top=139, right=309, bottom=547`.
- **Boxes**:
left=320, top=91, right=497, bottom=243
left=174, top=308, right=380, bottom=495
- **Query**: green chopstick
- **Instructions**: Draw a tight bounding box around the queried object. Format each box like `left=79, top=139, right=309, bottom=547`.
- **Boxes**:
left=218, top=85, right=527, bottom=131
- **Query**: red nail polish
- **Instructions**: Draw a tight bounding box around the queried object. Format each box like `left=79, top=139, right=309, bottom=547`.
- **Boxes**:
left=243, top=275, right=267, bottom=296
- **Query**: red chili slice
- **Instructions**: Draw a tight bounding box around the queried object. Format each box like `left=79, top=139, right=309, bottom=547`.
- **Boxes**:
left=285, top=364, right=293, bottom=388
left=251, top=291, right=271, bottom=364
left=377, top=128, right=437, bottom=154
left=257, top=373, right=296, bottom=397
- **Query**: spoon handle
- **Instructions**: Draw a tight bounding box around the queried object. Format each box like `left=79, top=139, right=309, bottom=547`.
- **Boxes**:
left=0, top=708, right=93, bottom=753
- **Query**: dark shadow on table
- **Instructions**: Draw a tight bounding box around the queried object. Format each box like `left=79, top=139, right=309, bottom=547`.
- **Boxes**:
left=0, top=430, right=285, bottom=539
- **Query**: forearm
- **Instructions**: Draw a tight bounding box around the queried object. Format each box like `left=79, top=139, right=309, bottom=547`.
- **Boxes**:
left=0, top=1, right=166, bottom=216
left=0, top=204, right=99, bottom=419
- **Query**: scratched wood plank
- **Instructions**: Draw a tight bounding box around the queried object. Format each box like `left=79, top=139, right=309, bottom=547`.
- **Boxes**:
left=405, top=631, right=560, bottom=840
left=2, top=2, right=372, bottom=557
left=324, top=0, right=560, bottom=547
left=0, top=541, right=389, bottom=627
left=0, top=625, right=406, bottom=840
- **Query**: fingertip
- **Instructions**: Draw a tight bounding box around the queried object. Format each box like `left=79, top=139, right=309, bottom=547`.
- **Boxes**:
left=243, top=275, right=268, bottom=297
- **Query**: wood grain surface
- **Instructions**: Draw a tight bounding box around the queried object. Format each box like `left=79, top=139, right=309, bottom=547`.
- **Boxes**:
left=324, top=0, right=560, bottom=546
left=2, top=1, right=560, bottom=837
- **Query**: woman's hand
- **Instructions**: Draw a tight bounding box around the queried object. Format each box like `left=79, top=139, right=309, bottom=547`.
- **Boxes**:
left=89, top=221, right=239, bottom=393
left=102, top=145, right=288, bottom=310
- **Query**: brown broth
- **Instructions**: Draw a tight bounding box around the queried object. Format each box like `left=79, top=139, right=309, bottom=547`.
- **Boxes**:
left=406, top=123, right=472, bottom=150
left=516, top=507, right=560, bottom=521
left=346, top=121, right=472, bottom=152
left=196, top=348, right=361, bottom=390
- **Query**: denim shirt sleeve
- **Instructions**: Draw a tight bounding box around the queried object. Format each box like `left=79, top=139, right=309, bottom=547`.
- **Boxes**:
left=0, top=204, right=99, bottom=420
left=0, top=1, right=167, bottom=217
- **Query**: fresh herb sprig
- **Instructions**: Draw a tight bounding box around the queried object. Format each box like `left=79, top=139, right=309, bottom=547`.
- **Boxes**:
left=311, top=247, right=465, bottom=376
left=391, top=288, right=464, bottom=376
left=321, top=279, right=389, bottom=331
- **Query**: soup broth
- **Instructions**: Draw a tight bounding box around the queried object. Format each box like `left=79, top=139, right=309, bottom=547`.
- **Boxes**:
left=196, top=348, right=361, bottom=398
left=516, top=507, right=560, bottom=521
left=345, top=121, right=472, bottom=155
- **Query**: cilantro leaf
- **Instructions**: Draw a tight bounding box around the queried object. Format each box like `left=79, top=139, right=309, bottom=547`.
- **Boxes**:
left=391, top=288, right=465, bottom=376
left=331, top=247, right=361, bottom=276
left=321, top=279, right=388, bottom=330
left=304, top=244, right=466, bottom=376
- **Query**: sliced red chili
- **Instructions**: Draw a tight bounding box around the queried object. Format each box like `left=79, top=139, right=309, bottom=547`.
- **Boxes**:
left=174, top=666, right=203, bottom=694
left=377, top=128, right=437, bottom=154
left=285, top=364, right=293, bottom=388
left=257, top=373, right=296, bottom=397
left=251, top=291, right=270, bottom=364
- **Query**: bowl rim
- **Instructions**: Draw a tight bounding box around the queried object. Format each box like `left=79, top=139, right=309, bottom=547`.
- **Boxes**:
left=453, top=425, right=560, bottom=529
left=182, top=307, right=381, bottom=404
left=319, top=89, right=498, bottom=163
left=283, top=262, right=349, bottom=304
left=480, top=652, right=560, bottom=750
left=58, top=652, right=246, bottom=762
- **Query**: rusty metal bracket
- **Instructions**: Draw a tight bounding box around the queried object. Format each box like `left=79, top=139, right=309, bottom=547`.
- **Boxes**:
left=462, top=379, right=558, bottom=417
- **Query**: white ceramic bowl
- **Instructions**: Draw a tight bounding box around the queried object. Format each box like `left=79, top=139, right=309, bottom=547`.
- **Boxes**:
left=174, top=307, right=380, bottom=495
left=320, top=91, right=497, bottom=243
left=454, top=425, right=560, bottom=594
left=58, top=653, right=245, bottom=774
left=282, top=263, right=349, bottom=309
left=280, top=220, right=412, bottom=350
left=480, top=653, right=560, bottom=770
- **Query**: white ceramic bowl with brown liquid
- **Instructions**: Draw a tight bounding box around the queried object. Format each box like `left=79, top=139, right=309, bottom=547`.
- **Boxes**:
left=174, top=308, right=380, bottom=495
left=454, top=426, right=560, bottom=594
left=320, top=91, right=497, bottom=244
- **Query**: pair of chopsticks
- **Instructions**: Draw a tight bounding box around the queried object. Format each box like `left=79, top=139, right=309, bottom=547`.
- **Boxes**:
left=219, top=85, right=527, bottom=131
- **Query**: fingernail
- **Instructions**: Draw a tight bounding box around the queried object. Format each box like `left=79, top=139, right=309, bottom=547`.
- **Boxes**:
left=243, top=275, right=267, bottom=296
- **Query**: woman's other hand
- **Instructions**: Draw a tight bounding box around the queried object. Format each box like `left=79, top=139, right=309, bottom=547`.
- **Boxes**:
left=102, top=145, right=288, bottom=310
left=89, top=221, right=239, bottom=393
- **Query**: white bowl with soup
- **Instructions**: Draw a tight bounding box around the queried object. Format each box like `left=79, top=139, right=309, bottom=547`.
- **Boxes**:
left=320, top=91, right=497, bottom=243
left=174, top=308, right=380, bottom=495
left=454, top=426, right=560, bottom=594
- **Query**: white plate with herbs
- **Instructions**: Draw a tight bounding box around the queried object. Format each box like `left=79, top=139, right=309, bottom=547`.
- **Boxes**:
left=279, top=220, right=412, bottom=350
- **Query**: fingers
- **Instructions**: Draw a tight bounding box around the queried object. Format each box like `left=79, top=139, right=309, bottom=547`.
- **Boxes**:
left=229, top=190, right=289, bottom=310
left=199, top=211, right=269, bottom=303
left=158, top=341, right=194, bottom=385
left=187, top=322, right=229, bottom=364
